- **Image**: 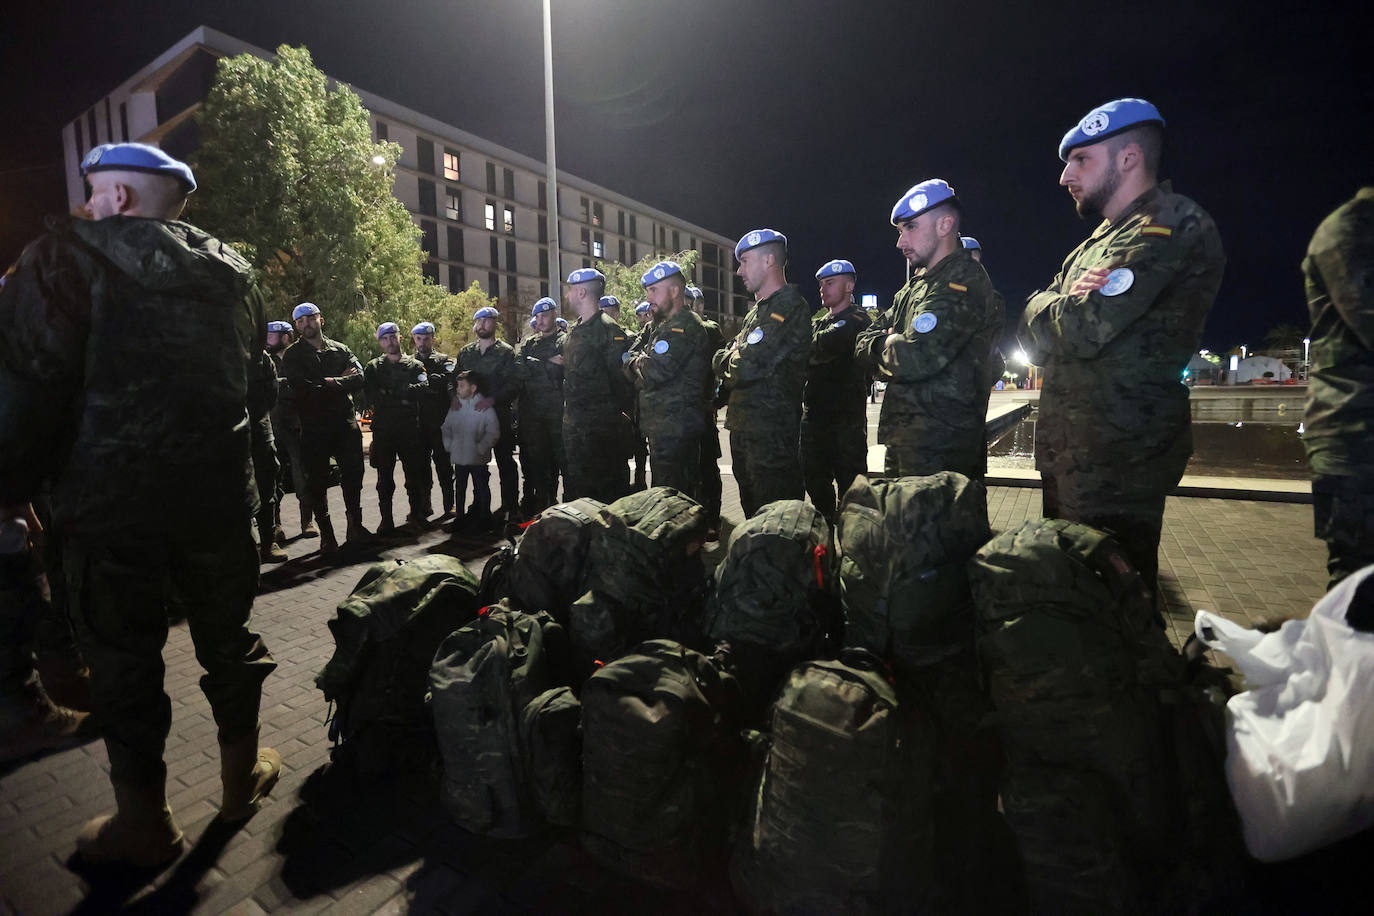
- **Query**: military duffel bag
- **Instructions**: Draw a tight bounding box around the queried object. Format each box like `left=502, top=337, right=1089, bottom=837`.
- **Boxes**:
left=505, top=497, right=604, bottom=622
left=520, top=685, right=583, bottom=829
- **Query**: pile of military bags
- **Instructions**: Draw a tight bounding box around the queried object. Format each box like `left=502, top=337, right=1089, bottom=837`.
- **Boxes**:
left=316, top=478, right=1243, bottom=912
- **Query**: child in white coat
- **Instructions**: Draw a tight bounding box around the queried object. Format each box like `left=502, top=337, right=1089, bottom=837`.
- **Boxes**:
left=441, top=371, right=500, bottom=530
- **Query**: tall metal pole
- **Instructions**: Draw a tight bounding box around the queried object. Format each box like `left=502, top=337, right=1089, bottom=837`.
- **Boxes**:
left=543, top=0, right=561, bottom=293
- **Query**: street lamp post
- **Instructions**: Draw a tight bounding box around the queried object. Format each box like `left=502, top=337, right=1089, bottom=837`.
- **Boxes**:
left=542, top=0, right=561, bottom=294
left=1303, top=337, right=1311, bottom=380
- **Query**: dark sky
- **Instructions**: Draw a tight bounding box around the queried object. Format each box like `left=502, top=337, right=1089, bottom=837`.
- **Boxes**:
left=3, top=0, right=1369, bottom=351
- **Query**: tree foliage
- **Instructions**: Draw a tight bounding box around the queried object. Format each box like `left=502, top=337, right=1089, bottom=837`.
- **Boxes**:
left=596, top=249, right=700, bottom=326
left=188, top=44, right=490, bottom=359
left=1263, top=322, right=1307, bottom=353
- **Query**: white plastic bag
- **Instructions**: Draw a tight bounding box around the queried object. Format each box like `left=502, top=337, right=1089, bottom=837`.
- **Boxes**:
left=1194, top=565, right=1374, bottom=863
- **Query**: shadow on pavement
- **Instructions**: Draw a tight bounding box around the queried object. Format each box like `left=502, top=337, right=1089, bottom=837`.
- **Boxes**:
left=66, top=818, right=241, bottom=915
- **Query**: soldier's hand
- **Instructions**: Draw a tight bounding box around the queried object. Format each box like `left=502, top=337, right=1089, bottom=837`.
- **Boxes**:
left=549, top=355, right=565, bottom=365
left=1069, top=267, right=1112, bottom=297
left=884, top=333, right=904, bottom=351
left=342, top=365, right=362, bottom=378
left=323, top=377, right=340, bottom=389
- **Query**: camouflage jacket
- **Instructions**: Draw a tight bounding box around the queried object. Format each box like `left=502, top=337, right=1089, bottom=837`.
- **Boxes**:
left=280, top=335, right=366, bottom=429
left=455, top=338, right=518, bottom=418
left=563, top=312, right=633, bottom=424
left=364, top=354, right=429, bottom=436
left=516, top=329, right=567, bottom=422
left=268, top=349, right=300, bottom=433
left=856, top=250, right=1002, bottom=449
left=248, top=349, right=279, bottom=422
left=632, top=306, right=711, bottom=439
left=714, top=284, right=813, bottom=431
left=1020, top=182, right=1225, bottom=475
left=1304, top=186, right=1374, bottom=478
left=0, top=214, right=263, bottom=536
left=806, top=302, right=872, bottom=424
left=413, top=347, right=455, bottom=428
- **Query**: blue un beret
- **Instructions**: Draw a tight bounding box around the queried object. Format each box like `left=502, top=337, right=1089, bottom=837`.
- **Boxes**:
left=685, top=285, right=703, bottom=300
left=734, top=228, right=787, bottom=259
left=961, top=236, right=981, bottom=251
left=292, top=302, right=321, bottom=320
left=556, top=317, right=569, bottom=329
left=81, top=142, right=197, bottom=193
left=529, top=316, right=537, bottom=328
left=473, top=306, right=500, bottom=321
left=532, top=297, right=558, bottom=316
left=376, top=322, right=400, bottom=339
left=599, top=295, right=621, bottom=310
left=567, top=267, right=605, bottom=285
left=267, top=320, right=293, bottom=334
left=635, top=300, right=652, bottom=315
left=1058, top=98, right=1165, bottom=161
left=890, top=179, right=957, bottom=225
left=641, top=261, right=684, bottom=287
left=815, top=259, right=856, bottom=280
left=411, top=322, right=436, bottom=335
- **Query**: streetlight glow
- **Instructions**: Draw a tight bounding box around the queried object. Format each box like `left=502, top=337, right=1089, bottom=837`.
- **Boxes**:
left=371, top=155, right=386, bottom=165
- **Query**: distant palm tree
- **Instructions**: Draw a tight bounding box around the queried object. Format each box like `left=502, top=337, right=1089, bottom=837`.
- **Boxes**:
left=1264, top=322, right=1306, bottom=352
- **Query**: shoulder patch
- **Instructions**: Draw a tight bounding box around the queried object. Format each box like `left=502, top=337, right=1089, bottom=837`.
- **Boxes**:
left=912, top=312, right=938, bottom=334
left=948, top=281, right=968, bottom=292
left=671, top=327, right=684, bottom=333
left=1141, top=224, right=1174, bottom=238
left=769, top=312, right=786, bottom=322
left=613, top=335, right=625, bottom=341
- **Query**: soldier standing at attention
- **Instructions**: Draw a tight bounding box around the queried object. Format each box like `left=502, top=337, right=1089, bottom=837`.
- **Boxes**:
left=410, top=321, right=456, bottom=519
left=516, top=297, right=568, bottom=514
left=688, top=285, right=727, bottom=534
left=855, top=180, right=1002, bottom=482
left=364, top=322, right=432, bottom=535
left=455, top=306, right=521, bottom=521
left=562, top=268, right=635, bottom=501
left=629, top=298, right=656, bottom=490
left=629, top=262, right=712, bottom=495
left=248, top=349, right=287, bottom=563
left=266, top=321, right=316, bottom=539
left=715, top=229, right=812, bottom=517
left=0, top=142, right=279, bottom=865
left=1020, top=98, right=1225, bottom=600
left=804, top=259, right=873, bottom=522
left=281, top=302, right=370, bottom=551
left=1302, top=188, right=1374, bottom=589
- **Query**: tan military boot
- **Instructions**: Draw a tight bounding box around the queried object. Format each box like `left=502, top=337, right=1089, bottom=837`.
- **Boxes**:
left=75, top=780, right=184, bottom=867
left=344, top=512, right=370, bottom=546
left=219, top=731, right=282, bottom=823
left=0, top=683, right=94, bottom=763
left=317, top=514, right=339, bottom=554
left=299, top=501, right=319, bottom=539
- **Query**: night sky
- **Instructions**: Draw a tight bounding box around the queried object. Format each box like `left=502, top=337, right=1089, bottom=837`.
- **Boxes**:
left=3, top=0, right=1369, bottom=352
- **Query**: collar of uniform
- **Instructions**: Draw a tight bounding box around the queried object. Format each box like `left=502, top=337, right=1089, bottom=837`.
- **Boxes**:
left=754, top=282, right=801, bottom=309
left=1093, top=181, right=1169, bottom=239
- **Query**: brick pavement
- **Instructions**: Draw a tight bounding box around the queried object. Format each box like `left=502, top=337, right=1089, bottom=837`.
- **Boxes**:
left=0, top=429, right=1329, bottom=915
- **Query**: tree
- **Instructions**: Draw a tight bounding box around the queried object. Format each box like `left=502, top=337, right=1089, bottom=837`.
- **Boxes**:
left=596, top=249, right=700, bottom=326
left=1263, top=322, right=1307, bottom=353
left=189, top=44, right=486, bottom=357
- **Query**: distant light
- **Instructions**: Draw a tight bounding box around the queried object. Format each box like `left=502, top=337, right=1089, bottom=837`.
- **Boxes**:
left=861, top=294, right=878, bottom=310
left=1303, top=338, right=1310, bottom=345
left=371, top=155, right=386, bottom=165
left=1229, top=355, right=1239, bottom=371
left=1014, top=349, right=1028, bottom=364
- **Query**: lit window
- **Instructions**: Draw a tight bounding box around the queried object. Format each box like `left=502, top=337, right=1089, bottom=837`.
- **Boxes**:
left=503, top=206, right=515, bottom=234
left=592, top=240, right=604, bottom=258
left=443, top=150, right=460, bottom=181
left=484, top=202, right=496, bottom=231
left=445, top=187, right=461, bottom=221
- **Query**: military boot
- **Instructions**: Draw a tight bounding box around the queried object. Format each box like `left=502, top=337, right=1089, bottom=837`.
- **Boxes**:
left=298, top=500, right=319, bottom=539
left=75, top=780, right=184, bottom=868
left=218, top=730, right=282, bottom=823
left=0, top=680, right=94, bottom=763
left=272, top=502, right=287, bottom=545
left=258, top=520, right=288, bottom=563
left=376, top=499, right=396, bottom=537
left=34, top=653, right=92, bottom=712
left=345, top=512, right=371, bottom=546
left=317, top=514, right=339, bottom=554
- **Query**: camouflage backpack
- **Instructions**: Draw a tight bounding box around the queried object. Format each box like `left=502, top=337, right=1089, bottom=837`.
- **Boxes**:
left=569, top=487, right=712, bottom=669
left=580, top=639, right=743, bottom=889
left=316, top=556, right=481, bottom=776
left=520, top=685, right=582, bottom=828
left=731, top=649, right=933, bottom=915
left=701, top=499, right=841, bottom=716
left=837, top=472, right=991, bottom=670
left=428, top=602, right=574, bottom=838
left=505, top=497, right=605, bottom=621
left=968, top=518, right=1237, bottom=912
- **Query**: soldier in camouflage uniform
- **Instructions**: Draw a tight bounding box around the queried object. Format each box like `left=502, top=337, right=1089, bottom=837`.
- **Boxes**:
left=688, top=285, right=727, bottom=531
left=629, top=299, right=656, bottom=490
left=715, top=229, right=813, bottom=518
left=1302, top=187, right=1374, bottom=589
left=266, top=321, right=316, bottom=539
left=364, top=322, right=432, bottom=534
left=0, top=143, right=279, bottom=866
left=1020, top=99, right=1225, bottom=598
left=562, top=268, right=635, bottom=501
left=455, top=306, right=521, bottom=520
left=804, top=260, right=872, bottom=522
left=248, top=349, right=287, bottom=562
left=281, top=302, right=370, bottom=551
left=516, top=297, right=567, bottom=514
left=628, top=263, right=713, bottom=495
left=410, top=321, right=456, bottom=518
left=855, top=180, right=1003, bottom=485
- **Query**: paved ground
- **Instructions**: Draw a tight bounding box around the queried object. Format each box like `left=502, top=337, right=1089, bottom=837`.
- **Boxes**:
left=0, top=423, right=1330, bottom=915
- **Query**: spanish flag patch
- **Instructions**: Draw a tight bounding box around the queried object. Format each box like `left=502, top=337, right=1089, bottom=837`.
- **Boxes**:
left=671, top=327, right=684, bottom=333
left=948, top=281, right=968, bottom=292
left=769, top=312, right=786, bottom=322
left=1141, top=224, right=1173, bottom=238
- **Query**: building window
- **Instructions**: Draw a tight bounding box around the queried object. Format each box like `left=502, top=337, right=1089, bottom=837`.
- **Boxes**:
left=503, top=168, right=515, bottom=200
left=484, top=200, right=496, bottom=231
left=88, top=110, right=98, bottom=146
left=418, top=179, right=437, bottom=217
left=417, top=139, right=435, bottom=175
left=659, top=226, right=666, bottom=249
left=592, top=233, right=604, bottom=259
left=618, top=239, right=626, bottom=263
left=447, top=226, right=464, bottom=262
left=631, top=242, right=638, bottom=262
left=506, top=240, right=517, bottom=272
left=672, top=230, right=680, bottom=251
left=629, top=214, right=637, bottom=238
left=704, top=266, right=720, bottom=290
left=540, top=281, right=549, bottom=299
left=488, top=271, right=499, bottom=298
left=618, top=210, right=626, bottom=235
left=580, top=196, right=590, bottom=223
left=704, top=243, right=718, bottom=265
left=538, top=181, right=547, bottom=210
left=490, top=236, right=500, bottom=267
left=423, top=261, right=439, bottom=284
left=420, top=220, right=438, bottom=258
left=592, top=202, right=604, bottom=227
left=443, top=149, right=460, bottom=181
left=375, top=120, right=388, bottom=141
left=580, top=227, right=590, bottom=254
left=539, top=247, right=548, bottom=279
left=537, top=214, right=548, bottom=244
left=104, top=99, right=113, bottom=144
left=449, top=265, right=465, bottom=293
left=503, top=205, right=515, bottom=235
left=506, top=274, right=517, bottom=299
left=582, top=258, right=591, bottom=269
left=119, top=102, right=128, bottom=141
left=486, top=162, right=496, bottom=193
left=445, top=186, right=461, bottom=221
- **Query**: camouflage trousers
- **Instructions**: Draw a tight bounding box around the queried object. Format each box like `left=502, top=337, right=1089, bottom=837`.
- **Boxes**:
left=564, top=413, right=630, bottom=504
left=730, top=424, right=804, bottom=519
left=648, top=430, right=701, bottom=499
left=1312, top=474, right=1374, bottom=591
left=801, top=413, right=868, bottom=521
left=250, top=415, right=280, bottom=536
left=301, top=420, right=365, bottom=518
left=881, top=435, right=984, bottom=483
left=698, top=419, right=722, bottom=523
left=1041, top=466, right=1170, bottom=598
left=519, top=414, right=564, bottom=514
left=370, top=425, right=431, bottom=517
left=64, top=523, right=275, bottom=787
left=422, top=424, right=455, bottom=513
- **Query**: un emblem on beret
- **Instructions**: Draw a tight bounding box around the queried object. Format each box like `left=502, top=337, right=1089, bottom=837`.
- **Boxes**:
left=654, top=268, right=665, bottom=280
left=748, top=231, right=762, bottom=246
left=908, top=193, right=928, bottom=214
left=1081, top=111, right=1110, bottom=136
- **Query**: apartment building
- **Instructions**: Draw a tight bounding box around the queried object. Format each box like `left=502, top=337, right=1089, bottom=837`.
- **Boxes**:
left=61, top=26, right=748, bottom=325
